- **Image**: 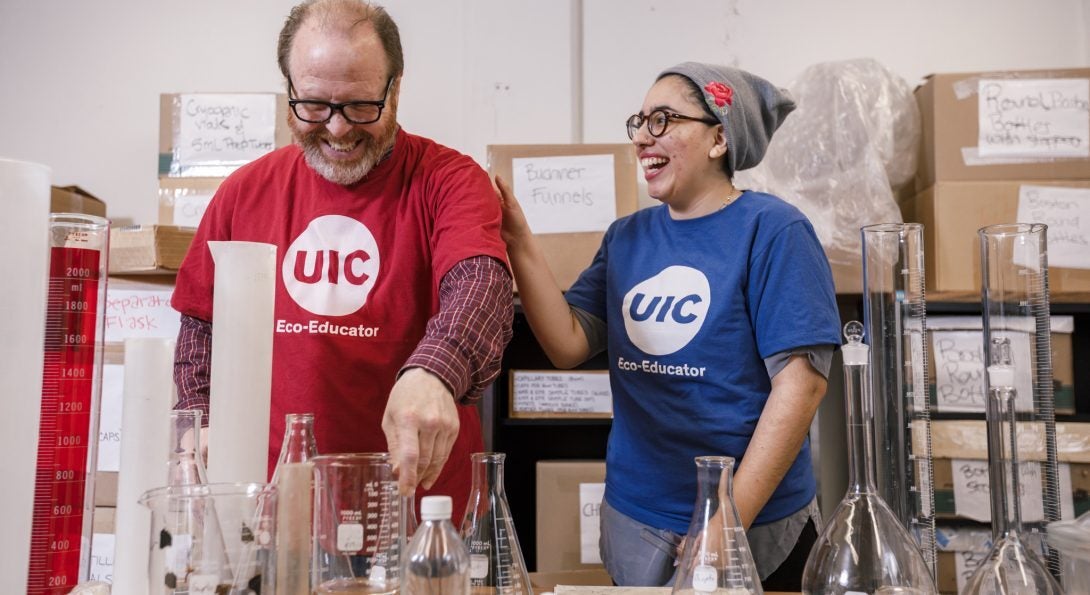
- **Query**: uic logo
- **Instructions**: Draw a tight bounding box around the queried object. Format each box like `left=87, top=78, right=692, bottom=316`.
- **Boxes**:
left=622, top=266, right=710, bottom=356
left=282, top=215, right=380, bottom=316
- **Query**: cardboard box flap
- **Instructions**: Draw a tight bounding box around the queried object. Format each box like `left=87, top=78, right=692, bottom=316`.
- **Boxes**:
left=109, top=225, right=195, bottom=274
left=51, top=185, right=107, bottom=218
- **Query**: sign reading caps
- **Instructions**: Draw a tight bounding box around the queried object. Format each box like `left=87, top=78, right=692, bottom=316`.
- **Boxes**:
left=510, top=370, right=611, bottom=417
left=579, top=482, right=605, bottom=564
left=978, top=78, right=1090, bottom=159
left=105, top=289, right=180, bottom=342
left=932, top=330, right=1033, bottom=413
left=1017, top=185, right=1090, bottom=269
left=511, top=154, right=617, bottom=234
left=97, top=364, right=123, bottom=472
left=174, top=94, right=277, bottom=175
left=174, top=191, right=217, bottom=228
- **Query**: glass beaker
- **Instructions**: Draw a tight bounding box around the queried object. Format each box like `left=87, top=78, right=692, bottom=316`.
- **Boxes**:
left=461, top=452, right=532, bottom=594
left=861, top=223, right=936, bottom=575
left=271, top=413, right=319, bottom=483
left=962, top=223, right=1063, bottom=593
left=801, top=322, right=936, bottom=595
left=311, top=453, right=404, bottom=594
left=168, top=409, right=208, bottom=486
left=139, top=482, right=277, bottom=594
left=672, top=456, right=762, bottom=595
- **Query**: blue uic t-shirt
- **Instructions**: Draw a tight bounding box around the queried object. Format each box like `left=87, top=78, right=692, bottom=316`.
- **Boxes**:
left=565, top=191, right=842, bottom=533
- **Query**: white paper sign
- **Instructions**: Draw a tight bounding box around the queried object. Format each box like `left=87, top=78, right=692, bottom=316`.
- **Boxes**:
left=579, top=482, right=605, bottom=564
left=978, top=78, right=1090, bottom=158
left=1017, top=185, right=1090, bottom=269
left=511, top=154, right=617, bottom=234
left=175, top=94, right=277, bottom=173
left=932, top=331, right=1033, bottom=412
left=97, top=364, right=123, bottom=472
left=952, top=459, right=1044, bottom=523
left=1060, top=462, right=1075, bottom=520
left=954, top=549, right=987, bottom=594
left=173, top=191, right=216, bottom=228
left=511, top=371, right=612, bottom=415
left=90, top=533, right=115, bottom=584
left=105, top=289, right=180, bottom=342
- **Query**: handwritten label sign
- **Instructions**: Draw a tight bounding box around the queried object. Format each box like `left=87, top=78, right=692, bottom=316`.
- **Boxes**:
left=978, top=78, right=1090, bottom=159
left=931, top=331, right=1032, bottom=412
left=174, top=94, right=277, bottom=174
left=579, top=482, right=605, bottom=564
left=952, top=459, right=1044, bottom=523
left=511, top=370, right=612, bottom=415
left=511, top=154, right=617, bottom=234
left=954, top=549, right=986, bottom=594
left=90, top=533, right=115, bottom=584
left=97, top=364, right=123, bottom=472
left=1017, top=185, right=1090, bottom=269
left=105, top=289, right=180, bottom=342
left=174, top=190, right=216, bottom=228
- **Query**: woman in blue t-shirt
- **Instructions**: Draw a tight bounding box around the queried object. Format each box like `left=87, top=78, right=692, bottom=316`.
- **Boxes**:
left=496, top=62, right=842, bottom=591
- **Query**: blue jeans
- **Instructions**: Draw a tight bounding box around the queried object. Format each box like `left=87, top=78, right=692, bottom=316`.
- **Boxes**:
left=599, top=499, right=681, bottom=586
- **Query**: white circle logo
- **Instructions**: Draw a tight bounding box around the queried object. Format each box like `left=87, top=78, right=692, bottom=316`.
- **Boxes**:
left=282, top=215, right=380, bottom=316
left=622, top=266, right=710, bottom=355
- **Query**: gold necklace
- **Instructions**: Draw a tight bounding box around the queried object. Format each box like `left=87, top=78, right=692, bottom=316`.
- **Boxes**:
left=720, top=188, right=743, bottom=210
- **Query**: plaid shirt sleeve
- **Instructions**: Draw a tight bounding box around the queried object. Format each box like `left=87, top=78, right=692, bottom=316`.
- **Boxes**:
left=174, top=313, right=212, bottom=419
left=402, top=255, right=514, bottom=404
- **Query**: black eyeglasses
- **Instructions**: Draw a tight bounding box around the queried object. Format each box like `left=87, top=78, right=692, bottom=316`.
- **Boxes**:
left=626, top=109, right=719, bottom=140
left=288, top=76, right=394, bottom=125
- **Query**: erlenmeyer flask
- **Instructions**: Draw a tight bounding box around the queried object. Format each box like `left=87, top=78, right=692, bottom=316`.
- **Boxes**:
left=271, top=412, right=318, bottom=483
left=801, top=322, right=936, bottom=594
left=672, top=456, right=762, bottom=595
left=168, top=409, right=208, bottom=486
left=461, top=452, right=532, bottom=594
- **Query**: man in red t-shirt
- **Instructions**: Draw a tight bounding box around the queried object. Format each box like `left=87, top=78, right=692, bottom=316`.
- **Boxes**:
left=170, top=0, right=513, bottom=520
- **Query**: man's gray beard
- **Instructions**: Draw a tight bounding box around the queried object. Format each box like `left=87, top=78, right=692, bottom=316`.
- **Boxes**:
left=299, top=142, right=380, bottom=186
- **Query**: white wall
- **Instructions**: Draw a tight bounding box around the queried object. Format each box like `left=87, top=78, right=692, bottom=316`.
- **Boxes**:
left=0, top=0, right=1087, bottom=224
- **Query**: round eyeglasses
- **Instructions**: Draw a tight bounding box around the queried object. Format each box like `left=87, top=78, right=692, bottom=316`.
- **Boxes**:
left=626, top=109, right=719, bottom=140
left=288, top=76, right=394, bottom=125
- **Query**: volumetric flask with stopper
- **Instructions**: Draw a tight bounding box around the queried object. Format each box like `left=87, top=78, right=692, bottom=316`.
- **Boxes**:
left=461, top=452, right=532, bottom=594
left=28, top=213, right=109, bottom=593
left=672, top=456, right=762, bottom=595
left=139, top=482, right=277, bottom=594
left=312, top=453, right=403, bottom=594
left=860, top=223, right=936, bottom=575
left=406, top=495, right=471, bottom=594
left=801, top=322, right=936, bottom=595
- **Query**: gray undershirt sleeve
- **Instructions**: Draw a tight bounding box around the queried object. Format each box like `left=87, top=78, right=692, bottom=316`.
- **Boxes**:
left=570, top=305, right=607, bottom=358
left=764, top=345, right=834, bottom=380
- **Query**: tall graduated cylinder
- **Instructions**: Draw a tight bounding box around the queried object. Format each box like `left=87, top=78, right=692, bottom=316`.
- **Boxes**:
left=27, top=214, right=110, bottom=593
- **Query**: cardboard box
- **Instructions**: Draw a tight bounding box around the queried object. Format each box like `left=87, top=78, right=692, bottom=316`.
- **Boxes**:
left=536, top=460, right=607, bottom=572
left=158, top=177, right=224, bottom=227
left=51, top=185, right=107, bottom=218
left=93, top=506, right=116, bottom=534
left=933, top=457, right=1090, bottom=521
left=931, top=420, right=1090, bottom=463
left=908, top=180, right=1090, bottom=298
left=915, top=68, right=1090, bottom=190
left=488, top=144, right=639, bottom=291
left=159, top=92, right=291, bottom=177
left=108, top=225, right=195, bottom=274
left=95, top=471, right=117, bottom=507
left=935, top=525, right=993, bottom=594
left=927, top=315, right=1075, bottom=415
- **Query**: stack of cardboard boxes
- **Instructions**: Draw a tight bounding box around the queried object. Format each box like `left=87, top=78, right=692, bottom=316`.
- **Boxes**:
left=905, top=67, right=1090, bottom=301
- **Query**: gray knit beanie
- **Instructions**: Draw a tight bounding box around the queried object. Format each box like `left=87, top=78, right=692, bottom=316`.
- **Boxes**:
left=658, top=62, right=796, bottom=173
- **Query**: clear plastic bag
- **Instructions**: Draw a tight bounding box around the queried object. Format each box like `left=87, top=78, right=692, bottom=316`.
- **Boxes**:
left=736, top=58, right=920, bottom=266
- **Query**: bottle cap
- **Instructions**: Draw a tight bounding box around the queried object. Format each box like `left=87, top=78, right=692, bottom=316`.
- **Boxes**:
left=420, top=495, right=452, bottom=520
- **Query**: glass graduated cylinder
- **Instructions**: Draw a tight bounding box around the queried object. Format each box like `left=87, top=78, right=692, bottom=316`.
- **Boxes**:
left=461, top=452, right=532, bottom=594
left=672, top=456, right=762, bottom=595
left=860, top=222, right=937, bottom=575
left=801, top=322, right=936, bottom=594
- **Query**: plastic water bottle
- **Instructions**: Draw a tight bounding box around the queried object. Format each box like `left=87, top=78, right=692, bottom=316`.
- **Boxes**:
left=404, top=495, right=470, bottom=594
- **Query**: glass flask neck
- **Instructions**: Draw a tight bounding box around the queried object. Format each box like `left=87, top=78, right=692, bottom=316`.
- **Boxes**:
left=844, top=354, right=878, bottom=494
left=470, top=452, right=506, bottom=496
left=168, top=409, right=207, bottom=486
left=986, top=381, right=1022, bottom=539
left=277, top=413, right=318, bottom=466
left=694, top=456, right=734, bottom=507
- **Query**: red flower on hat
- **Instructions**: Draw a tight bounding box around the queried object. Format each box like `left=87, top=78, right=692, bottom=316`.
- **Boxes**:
left=704, top=81, right=733, bottom=107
